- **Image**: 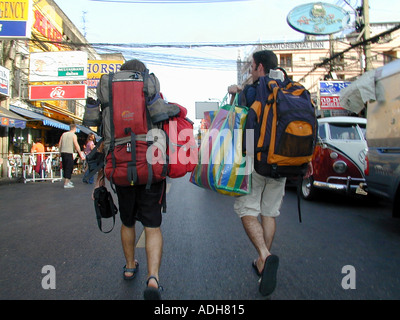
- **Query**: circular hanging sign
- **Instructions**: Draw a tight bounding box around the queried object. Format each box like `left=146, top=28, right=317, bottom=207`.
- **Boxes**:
left=287, top=2, right=351, bottom=35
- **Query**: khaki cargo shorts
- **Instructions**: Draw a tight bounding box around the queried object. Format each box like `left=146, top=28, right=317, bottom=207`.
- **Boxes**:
left=234, top=171, right=286, bottom=218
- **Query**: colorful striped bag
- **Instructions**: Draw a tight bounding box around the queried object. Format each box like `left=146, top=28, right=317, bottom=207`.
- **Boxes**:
left=190, top=95, right=251, bottom=196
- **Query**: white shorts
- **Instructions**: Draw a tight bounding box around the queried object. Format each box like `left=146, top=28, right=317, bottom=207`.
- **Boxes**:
left=234, top=171, right=286, bottom=218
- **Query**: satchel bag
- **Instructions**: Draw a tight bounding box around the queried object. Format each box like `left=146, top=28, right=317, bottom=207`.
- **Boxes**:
left=93, top=186, right=118, bottom=233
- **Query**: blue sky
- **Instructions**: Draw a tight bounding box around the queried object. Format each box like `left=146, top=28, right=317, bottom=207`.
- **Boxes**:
left=53, top=0, right=400, bottom=126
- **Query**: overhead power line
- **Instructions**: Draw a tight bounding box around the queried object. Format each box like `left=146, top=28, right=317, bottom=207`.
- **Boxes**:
left=89, top=0, right=252, bottom=3
left=28, top=23, right=400, bottom=73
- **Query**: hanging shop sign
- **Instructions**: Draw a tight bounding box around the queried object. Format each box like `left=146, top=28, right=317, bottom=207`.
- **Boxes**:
left=0, top=0, right=33, bottom=39
left=85, top=60, right=123, bottom=88
left=29, top=51, right=88, bottom=82
left=287, top=2, right=351, bottom=35
left=0, top=65, right=10, bottom=96
left=29, top=84, right=87, bottom=101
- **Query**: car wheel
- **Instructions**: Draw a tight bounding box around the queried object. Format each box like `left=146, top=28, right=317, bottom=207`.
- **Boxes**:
left=301, top=176, right=316, bottom=200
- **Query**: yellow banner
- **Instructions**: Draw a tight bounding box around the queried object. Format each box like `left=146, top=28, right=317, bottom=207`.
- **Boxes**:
left=86, top=60, right=124, bottom=88
left=87, top=60, right=123, bottom=78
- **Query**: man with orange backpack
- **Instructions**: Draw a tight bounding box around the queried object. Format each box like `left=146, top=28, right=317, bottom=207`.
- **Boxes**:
left=229, top=50, right=316, bottom=297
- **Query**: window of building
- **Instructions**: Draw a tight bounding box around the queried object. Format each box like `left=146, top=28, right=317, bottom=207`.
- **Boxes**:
left=280, top=54, right=293, bottom=70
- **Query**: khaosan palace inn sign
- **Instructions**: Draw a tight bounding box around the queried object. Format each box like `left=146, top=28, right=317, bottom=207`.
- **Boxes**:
left=287, top=2, right=351, bottom=35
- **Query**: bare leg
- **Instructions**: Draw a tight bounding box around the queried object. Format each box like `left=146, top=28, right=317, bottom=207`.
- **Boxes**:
left=145, top=226, right=163, bottom=288
left=241, top=216, right=270, bottom=273
left=261, top=216, right=276, bottom=251
left=121, top=224, right=136, bottom=277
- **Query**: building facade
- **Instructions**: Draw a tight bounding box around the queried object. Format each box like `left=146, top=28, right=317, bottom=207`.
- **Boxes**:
left=0, top=0, right=124, bottom=178
left=237, top=22, right=400, bottom=109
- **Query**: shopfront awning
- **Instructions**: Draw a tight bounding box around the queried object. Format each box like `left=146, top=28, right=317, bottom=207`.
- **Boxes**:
left=0, top=106, right=27, bottom=129
left=10, top=105, right=71, bottom=131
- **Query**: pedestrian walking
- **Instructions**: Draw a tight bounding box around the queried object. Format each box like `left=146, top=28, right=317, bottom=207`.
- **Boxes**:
left=59, top=124, right=85, bottom=188
left=93, top=59, right=165, bottom=300
left=228, top=50, right=283, bottom=296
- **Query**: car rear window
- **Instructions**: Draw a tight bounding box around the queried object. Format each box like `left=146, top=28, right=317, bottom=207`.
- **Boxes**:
left=328, top=123, right=362, bottom=140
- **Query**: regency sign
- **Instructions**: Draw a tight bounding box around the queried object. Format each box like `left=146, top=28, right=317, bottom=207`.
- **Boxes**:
left=0, top=0, right=32, bottom=38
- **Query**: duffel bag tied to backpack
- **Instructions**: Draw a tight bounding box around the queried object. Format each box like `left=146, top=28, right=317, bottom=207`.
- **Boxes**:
left=247, top=68, right=318, bottom=178
left=163, top=102, right=198, bottom=178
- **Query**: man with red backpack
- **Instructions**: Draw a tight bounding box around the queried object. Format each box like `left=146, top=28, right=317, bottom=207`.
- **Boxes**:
left=93, top=60, right=166, bottom=300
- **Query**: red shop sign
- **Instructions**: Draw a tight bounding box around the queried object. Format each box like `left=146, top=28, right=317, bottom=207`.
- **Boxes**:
left=320, top=96, right=344, bottom=110
left=29, top=84, right=87, bottom=100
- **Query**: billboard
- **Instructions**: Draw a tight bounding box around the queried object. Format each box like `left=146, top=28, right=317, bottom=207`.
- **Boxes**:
left=29, top=84, right=87, bottom=100
left=0, top=0, right=33, bottom=39
left=29, top=51, right=88, bottom=82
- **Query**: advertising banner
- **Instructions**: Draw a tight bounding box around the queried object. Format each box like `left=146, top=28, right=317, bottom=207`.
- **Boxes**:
left=29, top=51, right=88, bottom=82
left=29, top=84, right=87, bottom=100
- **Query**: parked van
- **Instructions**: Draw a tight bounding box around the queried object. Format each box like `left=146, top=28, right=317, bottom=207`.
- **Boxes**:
left=340, top=59, right=400, bottom=218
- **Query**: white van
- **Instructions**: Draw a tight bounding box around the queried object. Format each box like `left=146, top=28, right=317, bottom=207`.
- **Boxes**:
left=340, top=59, right=400, bottom=218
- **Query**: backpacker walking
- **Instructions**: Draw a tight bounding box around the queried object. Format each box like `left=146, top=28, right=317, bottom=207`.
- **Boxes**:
left=228, top=50, right=315, bottom=297
left=93, top=59, right=168, bottom=300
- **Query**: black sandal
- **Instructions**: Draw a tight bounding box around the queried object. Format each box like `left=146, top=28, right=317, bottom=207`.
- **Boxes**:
left=123, top=261, right=139, bottom=280
left=143, top=276, right=163, bottom=300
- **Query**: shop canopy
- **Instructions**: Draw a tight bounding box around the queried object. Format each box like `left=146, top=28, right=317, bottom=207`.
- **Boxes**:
left=10, top=105, right=71, bottom=131
left=0, top=106, right=27, bottom=129
left=9, top=105, right=99, bottom=137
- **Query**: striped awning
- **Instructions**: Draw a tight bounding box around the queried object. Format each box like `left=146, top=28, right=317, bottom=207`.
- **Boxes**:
left=10, top=105, right=71, bottom=131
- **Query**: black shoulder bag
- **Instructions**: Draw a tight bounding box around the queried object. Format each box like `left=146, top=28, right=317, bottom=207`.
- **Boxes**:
left=93, top=186, right=118, bottom=233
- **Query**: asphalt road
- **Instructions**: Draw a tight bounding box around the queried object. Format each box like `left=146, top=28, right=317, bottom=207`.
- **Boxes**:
left=1, top=173, right=400, bottom=301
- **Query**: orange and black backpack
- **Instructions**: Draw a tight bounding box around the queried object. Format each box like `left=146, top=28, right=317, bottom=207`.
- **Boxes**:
left=245, top=68, right=318, bottom=179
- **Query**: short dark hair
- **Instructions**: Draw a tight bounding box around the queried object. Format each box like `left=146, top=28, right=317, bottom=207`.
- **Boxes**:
left=120, top=59, right=147, bottom=72
left=253, top=50, right=278, bottom=73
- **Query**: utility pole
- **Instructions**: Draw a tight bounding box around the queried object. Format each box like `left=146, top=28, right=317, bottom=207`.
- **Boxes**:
left=363, top=0, right=372, bottom=71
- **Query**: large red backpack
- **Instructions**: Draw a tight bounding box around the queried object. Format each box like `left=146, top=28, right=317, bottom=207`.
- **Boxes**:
left=98, top=70, right=167, bottom=189
left=95, top=71, right=197, bottom=189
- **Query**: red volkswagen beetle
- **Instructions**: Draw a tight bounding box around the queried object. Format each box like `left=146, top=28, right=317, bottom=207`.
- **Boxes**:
left=301, top=116, right=368, bottom=200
